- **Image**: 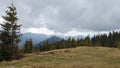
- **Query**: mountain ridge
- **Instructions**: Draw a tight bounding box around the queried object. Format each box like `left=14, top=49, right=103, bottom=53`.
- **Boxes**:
left=20, top=33, right=85, bottom=47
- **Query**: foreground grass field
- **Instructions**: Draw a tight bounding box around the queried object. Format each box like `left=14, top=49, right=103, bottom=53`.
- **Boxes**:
left=0, top=47, right=120, bottom=68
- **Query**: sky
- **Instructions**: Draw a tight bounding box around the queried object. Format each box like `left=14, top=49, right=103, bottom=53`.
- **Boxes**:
left=0, top=0, right=120, bottom=36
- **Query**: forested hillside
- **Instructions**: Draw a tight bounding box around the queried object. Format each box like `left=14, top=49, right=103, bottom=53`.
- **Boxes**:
left=38, top=31, right=120, bottom=52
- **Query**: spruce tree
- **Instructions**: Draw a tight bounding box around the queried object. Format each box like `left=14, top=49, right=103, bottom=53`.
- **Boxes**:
left=0, top=3, right=21, bottom=61
left=24, top=39, right=34, bottom=53
left=84, top=36, right=92, bottom=46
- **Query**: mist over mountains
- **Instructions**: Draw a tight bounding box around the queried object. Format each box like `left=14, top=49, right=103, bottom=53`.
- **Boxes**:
left=20, top=33, right=85, bottom=47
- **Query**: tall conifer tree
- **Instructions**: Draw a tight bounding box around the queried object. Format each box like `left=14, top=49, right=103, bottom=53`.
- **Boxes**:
left=0, top=0, right=21, bottom=61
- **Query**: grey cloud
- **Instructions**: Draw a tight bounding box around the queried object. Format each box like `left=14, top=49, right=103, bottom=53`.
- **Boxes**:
left=0, top=0, right=120, bottom=33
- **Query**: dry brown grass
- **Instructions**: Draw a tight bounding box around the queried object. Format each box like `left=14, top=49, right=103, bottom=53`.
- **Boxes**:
left=0, top=47, right=120, bottom=68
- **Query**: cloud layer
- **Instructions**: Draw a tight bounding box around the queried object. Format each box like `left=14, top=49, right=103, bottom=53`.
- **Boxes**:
left=0, top=0, right=120, bottom=35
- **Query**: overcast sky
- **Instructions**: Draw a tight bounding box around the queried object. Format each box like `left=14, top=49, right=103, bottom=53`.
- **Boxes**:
left=0, top=0, right=120, bottom=36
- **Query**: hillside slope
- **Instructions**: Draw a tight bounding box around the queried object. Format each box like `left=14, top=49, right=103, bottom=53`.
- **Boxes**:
left=0, top=47, right=120, bottom=68
left=35, top=36, right=62, bottom=47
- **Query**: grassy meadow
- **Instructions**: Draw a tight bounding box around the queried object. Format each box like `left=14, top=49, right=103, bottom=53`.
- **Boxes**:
left=0, top=47, right=120, bottom=68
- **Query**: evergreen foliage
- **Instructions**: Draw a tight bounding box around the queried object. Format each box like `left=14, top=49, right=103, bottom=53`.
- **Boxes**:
left=38, top=31, right=120, bottom=52
left=0, top=4, right=21, bottom=61
left=23, top=39, right=34, bottom=53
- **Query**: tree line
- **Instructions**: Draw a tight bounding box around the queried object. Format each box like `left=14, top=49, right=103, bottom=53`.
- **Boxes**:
left=91, top=31, right=120, bottom=48
left=38, top=31, right=120, bottom=52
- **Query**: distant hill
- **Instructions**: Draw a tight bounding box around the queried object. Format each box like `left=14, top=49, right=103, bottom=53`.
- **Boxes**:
left=20, top=33, right=85, bottom=47
left=20, top=33, right=50, bottom=46
left=46, top=36, right=62, bottom=43
left=35, top=36, right=62, bottom=47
